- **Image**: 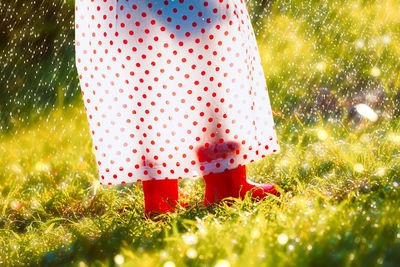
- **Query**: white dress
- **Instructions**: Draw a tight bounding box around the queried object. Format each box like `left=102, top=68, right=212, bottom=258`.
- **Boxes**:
left=75, top=0, right=280, bottom=185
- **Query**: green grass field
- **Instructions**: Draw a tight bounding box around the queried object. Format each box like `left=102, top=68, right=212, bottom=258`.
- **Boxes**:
left=1, top=0, right=400, bottom=266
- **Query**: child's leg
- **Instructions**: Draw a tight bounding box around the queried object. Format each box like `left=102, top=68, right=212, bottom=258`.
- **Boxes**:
left=202, top=164, right=279, bottom=205
left=197, top=142, right=280, bottom=205
left=142, top=179, right=179, bottom=218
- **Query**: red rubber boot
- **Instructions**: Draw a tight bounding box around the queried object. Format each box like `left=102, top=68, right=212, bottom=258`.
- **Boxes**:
left=142, top=179, right=179, bottom=218
left=202, top=165, right=280, bottom=206
left=197, top=141, right=280, bottom=206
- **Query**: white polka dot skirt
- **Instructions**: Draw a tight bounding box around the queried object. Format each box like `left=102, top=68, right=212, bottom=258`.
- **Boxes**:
left=75, top=0, right=280, bottom=185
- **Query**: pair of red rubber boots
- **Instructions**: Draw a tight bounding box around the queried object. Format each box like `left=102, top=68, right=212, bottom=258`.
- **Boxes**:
left=142, top=164, right=280, bottom=218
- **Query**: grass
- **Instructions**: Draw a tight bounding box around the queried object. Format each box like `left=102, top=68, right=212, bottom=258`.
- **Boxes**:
left=1, top=0, right=400, bottom=266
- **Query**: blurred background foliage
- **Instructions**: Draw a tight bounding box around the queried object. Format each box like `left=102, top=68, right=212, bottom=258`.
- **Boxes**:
left=1, top=0, right=399, bottom=134
left=0, top=0, right=76, bottom=133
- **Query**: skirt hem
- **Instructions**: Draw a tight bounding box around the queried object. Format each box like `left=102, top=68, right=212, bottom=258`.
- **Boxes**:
left=98, top=142, right=280, bottom=185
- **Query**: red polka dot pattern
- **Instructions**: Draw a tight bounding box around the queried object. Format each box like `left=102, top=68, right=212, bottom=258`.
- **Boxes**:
left=75, top=0, right=280, bottom=185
